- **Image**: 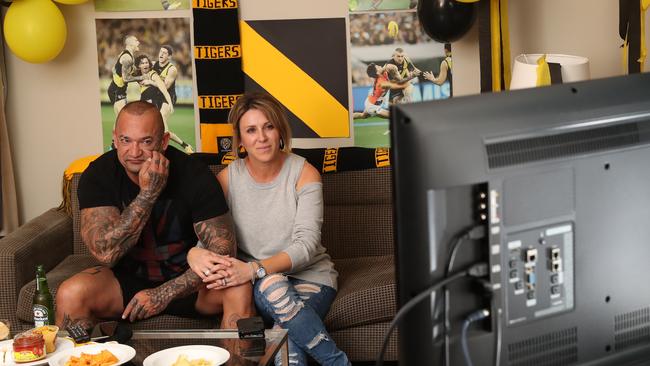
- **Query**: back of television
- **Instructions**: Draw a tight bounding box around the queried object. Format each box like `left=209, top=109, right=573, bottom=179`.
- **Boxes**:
left=391, top=73, right=650, bottom=366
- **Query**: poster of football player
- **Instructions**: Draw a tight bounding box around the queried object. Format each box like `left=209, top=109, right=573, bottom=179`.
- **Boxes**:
left=348, top=0, right=417, bottom=12
left=96, top=17, right=196, bottom=153
left=350, top=9, right=451, bottom=147
left=95, top=0, right=190, bottom=11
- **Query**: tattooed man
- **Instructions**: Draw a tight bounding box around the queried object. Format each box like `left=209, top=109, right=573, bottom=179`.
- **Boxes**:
left=55, top=101, right=253, bottom=330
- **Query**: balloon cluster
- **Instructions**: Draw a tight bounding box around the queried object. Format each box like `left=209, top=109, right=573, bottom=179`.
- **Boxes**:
left=3, top=0, right=88, bottom=63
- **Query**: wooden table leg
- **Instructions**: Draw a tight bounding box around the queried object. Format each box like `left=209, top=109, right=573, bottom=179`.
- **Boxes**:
left=280, top=337, right=289, bottom=365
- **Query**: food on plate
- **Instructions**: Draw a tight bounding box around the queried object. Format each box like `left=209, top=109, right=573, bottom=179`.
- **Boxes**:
left=33, top=325, right=59, bottom=353
left=65, top=349, right=118, bottom=366
left=171, top=354, right=213, bottom=366
left=0, top=321, right=9, bottom=340
left=12, top=331, right=46, bottom=363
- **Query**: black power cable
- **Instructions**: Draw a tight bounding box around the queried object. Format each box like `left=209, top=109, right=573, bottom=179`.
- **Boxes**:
left=444, top=225, right=486, bottom=366
left=375, top=262, right=489, bottom=366
left=461, top=309, right=491, bottom=366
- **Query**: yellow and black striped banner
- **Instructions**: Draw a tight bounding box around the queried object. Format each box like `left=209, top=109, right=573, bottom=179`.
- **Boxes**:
left=193, top=147, right=391, bottom=172
left=478, top=0, right=511, bottom=92
left=193, top=1, right=243, bottom=152
left=193, top=0, right=238, bottom=9
left=619, top=0, right=648, bottom=73
left=240, top=19, right=349, bottom=138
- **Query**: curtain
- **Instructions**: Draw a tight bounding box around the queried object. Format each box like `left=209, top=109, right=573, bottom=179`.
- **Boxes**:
left=0, top=36, right=18, bottom=235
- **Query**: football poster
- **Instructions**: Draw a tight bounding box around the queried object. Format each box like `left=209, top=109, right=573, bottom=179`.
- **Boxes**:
left=95, top=0, right=190, bottom=12
left=349, top=3, right=452, bottom=148
left=95, top=18, right=196, bottom=152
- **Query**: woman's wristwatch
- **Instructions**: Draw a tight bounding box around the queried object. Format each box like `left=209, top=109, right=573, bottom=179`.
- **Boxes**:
left=250, top=260, right=267, bottom=284
left=255, top=260, right=267, bottom=280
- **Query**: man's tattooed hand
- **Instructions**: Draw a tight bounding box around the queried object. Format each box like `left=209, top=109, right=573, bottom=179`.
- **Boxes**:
left=121, top=288, right=170, bottom=322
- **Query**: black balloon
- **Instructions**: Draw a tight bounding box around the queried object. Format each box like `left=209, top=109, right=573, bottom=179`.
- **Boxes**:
left=417, top=0, right=477, bottom=43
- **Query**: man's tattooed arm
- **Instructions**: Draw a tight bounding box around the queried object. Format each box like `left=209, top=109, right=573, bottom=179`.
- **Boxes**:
left=194, top=214, right=237, bottom=256
left=127, top=213, right=238, bottom=311
left=80, top=192, right=157, bottom=266
left=147, top=270, right=203, bottom=313
left=123, top=273, right=203, bottom=321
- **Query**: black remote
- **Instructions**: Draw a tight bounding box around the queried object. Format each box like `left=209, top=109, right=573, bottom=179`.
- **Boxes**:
left=65, top=324, right=90, bottom=344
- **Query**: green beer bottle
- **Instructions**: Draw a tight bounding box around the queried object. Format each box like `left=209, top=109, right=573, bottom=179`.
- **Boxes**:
left=33, top=265, right=54, bottom=327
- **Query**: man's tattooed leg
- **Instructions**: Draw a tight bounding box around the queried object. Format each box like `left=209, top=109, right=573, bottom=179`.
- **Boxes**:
left=60, top=313, right=96, bottom=331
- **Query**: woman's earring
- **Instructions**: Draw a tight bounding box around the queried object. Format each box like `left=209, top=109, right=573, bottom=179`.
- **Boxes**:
left=238, top=145, right=247, bottom=158
left=279, top=138, right=285, bottom=150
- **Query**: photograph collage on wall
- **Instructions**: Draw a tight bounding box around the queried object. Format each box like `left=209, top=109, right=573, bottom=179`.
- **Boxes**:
left=349, top=0, right=452, bottom=148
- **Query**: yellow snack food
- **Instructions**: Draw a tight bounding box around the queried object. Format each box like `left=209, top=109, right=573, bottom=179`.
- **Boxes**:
left=33, top=325, right=59, bottom=353
left=65, top=349, right=118, bottom=366
left=171, top=354, right=213, bottom=366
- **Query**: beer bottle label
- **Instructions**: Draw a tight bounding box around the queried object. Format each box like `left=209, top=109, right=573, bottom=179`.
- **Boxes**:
left=33, top=304, right=49, bottom=327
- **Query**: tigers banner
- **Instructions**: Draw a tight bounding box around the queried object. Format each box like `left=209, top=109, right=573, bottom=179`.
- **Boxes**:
left=193, top=0, right=244, bottom=153
left=192, top=146, right=390, bottom=173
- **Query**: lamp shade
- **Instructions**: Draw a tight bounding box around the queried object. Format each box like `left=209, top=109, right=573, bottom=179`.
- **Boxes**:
left=510, top=54, right=590, bottom=90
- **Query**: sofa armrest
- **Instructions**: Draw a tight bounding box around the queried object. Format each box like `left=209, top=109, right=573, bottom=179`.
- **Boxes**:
left=0, top=208, right=73, bottom=327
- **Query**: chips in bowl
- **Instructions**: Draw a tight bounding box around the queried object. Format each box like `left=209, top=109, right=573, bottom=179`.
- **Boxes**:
left=33, top=325, right=59, bottom=353
left=65, top=350, right=118, bottom=366
left=171, top=354, right=213, bottom=366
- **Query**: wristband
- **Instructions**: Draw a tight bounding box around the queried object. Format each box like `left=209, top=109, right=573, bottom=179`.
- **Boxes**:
left=248, top=262, right=256, bottom=284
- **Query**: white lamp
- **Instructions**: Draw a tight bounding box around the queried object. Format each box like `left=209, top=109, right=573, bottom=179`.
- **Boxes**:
left=510, top=53, right=590, bottom=90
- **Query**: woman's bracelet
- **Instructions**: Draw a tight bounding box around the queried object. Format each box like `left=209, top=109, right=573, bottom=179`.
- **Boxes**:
left=248, top=262, right=256, bottom=284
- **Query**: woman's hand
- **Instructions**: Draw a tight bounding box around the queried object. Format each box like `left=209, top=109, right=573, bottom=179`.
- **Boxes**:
left=187, top=247, right=232, bottom=281
left=205, top=257, right=255, bottom=290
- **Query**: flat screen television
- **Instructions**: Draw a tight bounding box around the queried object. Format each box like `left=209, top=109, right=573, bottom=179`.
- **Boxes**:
left=390, top=72, right=650, bottom=366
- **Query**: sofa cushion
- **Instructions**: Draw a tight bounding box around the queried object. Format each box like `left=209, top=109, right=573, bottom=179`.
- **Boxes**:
left=331, top=322, right=398, bottom=361
left=126, top=314, right=218, bottom=330
left=325, top=255, right=396, bottom=331
left=69, top=174, right=89, bottom=256
left=321, top=168, right=393, bottom=259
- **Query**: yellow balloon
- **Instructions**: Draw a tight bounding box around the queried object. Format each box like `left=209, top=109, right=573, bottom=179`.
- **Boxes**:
left=3, top=0, right=67, bottom=63
left=52, top=0, right=88, bottom=4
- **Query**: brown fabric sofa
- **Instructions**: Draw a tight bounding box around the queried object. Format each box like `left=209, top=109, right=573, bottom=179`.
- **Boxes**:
left=0, top=147, right=397, bottom=361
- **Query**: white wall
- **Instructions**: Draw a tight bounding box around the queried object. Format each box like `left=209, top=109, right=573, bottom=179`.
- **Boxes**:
left=4, top=0, right=649, bottom=224
left=454, top=0, right=640, bottom=96
left=5, top=2, right=102, bottom=224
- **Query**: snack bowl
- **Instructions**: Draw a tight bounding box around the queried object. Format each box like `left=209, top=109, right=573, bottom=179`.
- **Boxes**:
left=48, top=343, right=135, bottom=366
left=143, top=345, right=230, bottom=366
left=0, top=320, right=10, bottom=341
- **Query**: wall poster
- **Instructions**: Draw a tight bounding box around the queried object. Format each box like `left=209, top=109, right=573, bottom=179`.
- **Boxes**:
left=240, top=18, right=350, bottom=140
left=95, top=18, right=196, bottom=153
left=349, top=0, right=452, bottom=148
left=95, top=0, right=191, bottom=12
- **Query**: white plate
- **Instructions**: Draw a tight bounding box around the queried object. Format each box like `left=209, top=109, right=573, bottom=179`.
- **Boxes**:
left=0, top=337, right=74, bottom=366
left=47, top=343, right=135, bottom=366
left=143, top=345, right=230, bottom=366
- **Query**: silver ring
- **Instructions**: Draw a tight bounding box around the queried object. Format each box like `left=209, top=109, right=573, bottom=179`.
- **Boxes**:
left=222, top=278, right=227, bottom=286
left=204, top=269, right=210, bottom=276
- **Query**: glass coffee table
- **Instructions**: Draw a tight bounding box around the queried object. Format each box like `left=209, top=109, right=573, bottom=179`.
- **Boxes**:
left=127, top=329, right=288, bottom=366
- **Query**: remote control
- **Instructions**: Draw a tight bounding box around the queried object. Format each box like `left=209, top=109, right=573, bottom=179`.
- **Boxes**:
left=65, top=324, right=90, bottom=344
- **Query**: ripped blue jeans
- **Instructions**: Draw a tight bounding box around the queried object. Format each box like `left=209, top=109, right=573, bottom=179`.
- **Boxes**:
left=254, top=274, right=350, bottom=366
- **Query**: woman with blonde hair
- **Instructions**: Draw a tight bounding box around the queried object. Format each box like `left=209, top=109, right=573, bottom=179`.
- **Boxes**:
left=188, top=92, right=350, bottom=366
